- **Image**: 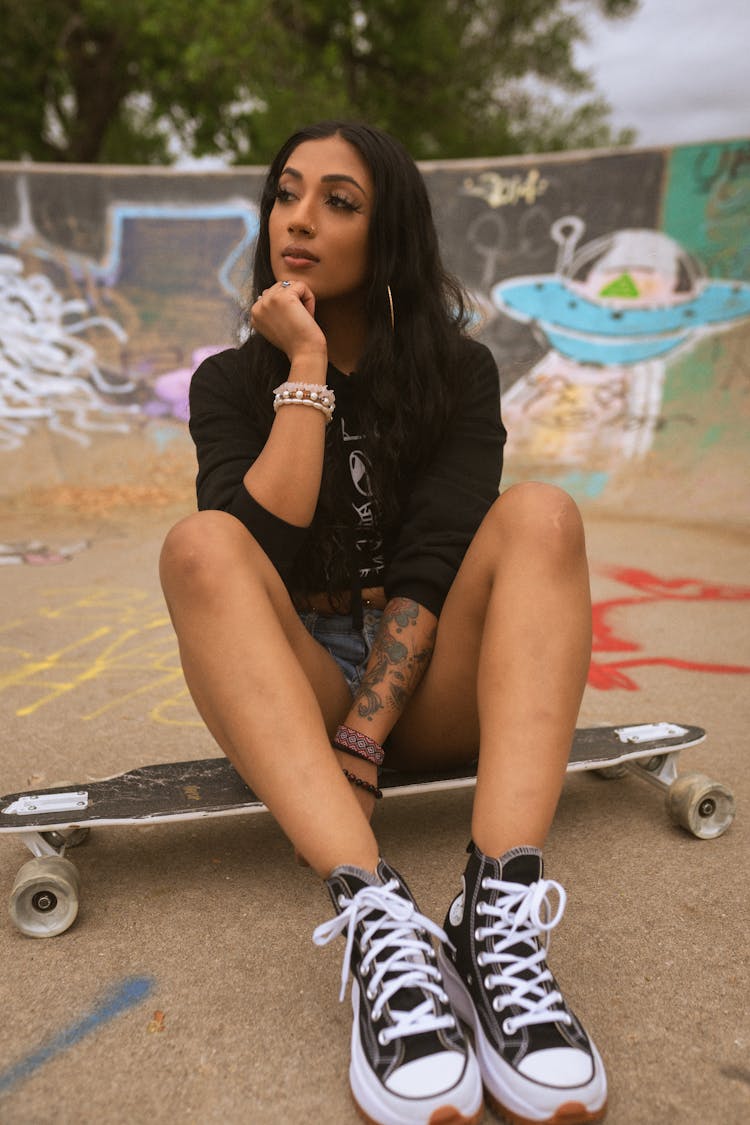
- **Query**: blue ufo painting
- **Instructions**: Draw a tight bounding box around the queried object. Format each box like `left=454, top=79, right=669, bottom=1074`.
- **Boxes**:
left=491, top=228, right=750, bottom=366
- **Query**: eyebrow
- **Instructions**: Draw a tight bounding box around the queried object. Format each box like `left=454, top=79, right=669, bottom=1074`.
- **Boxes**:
left=281, top=166, right=368, bottom=196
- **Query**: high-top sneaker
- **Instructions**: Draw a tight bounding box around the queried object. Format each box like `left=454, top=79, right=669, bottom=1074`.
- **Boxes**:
left=438, top=844, right=607, bottom=1125
left=313, top=858, right=484, bottom=1125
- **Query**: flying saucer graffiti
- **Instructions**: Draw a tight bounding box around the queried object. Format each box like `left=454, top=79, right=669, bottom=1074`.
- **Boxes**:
left=491, top=226, right=750, bottom=366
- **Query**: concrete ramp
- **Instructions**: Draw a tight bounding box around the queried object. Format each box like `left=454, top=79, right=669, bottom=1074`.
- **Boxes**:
left=1, top=139, right=748, bottom=525
left=1, top=143, right=749, bottom=1125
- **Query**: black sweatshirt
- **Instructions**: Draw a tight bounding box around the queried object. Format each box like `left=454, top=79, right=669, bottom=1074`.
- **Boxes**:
left=189, top=336, right=506, bottom=619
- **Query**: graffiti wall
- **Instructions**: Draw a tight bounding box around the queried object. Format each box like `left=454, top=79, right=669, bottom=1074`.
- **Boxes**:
left=1, top=140, right=749, bottom=519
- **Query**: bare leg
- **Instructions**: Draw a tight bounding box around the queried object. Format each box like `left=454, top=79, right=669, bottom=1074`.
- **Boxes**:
left=159, top=510, right=380, bottom=878
left=388, top=483, right=592, bottom=856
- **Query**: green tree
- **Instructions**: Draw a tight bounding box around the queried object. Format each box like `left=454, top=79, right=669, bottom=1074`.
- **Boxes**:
left=0, top=0, right=639, bottom=164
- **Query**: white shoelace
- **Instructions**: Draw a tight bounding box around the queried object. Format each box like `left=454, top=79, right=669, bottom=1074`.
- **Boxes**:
left=313, top=879, right=456, bottom=1046
left=475, top=876, right=573, bottom=1036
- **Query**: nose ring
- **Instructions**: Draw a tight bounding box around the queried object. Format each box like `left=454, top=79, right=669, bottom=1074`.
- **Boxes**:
left=281, top=280, right=291, bottom=288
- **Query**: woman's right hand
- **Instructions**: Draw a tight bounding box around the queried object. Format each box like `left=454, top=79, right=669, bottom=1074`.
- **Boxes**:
left=250, top=279, right=327, bottom=367
left=242, top=277, right=329, bottom=524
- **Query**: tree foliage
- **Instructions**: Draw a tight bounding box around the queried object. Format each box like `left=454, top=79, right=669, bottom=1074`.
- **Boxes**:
left=0, top=0, right=639, bottom=164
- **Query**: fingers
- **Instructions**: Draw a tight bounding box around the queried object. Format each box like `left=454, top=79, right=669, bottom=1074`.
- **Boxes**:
left=249, top=279, right=325, bottom=361
left=253, top=278, right=315, bottom=315
left=298, top=285, right=316, bottom=318
left=251, top=279, right=319, bottom=339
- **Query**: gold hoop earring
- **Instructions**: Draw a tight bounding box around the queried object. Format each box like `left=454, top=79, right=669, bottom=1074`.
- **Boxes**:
left=386, top=285, right=394, bottom=332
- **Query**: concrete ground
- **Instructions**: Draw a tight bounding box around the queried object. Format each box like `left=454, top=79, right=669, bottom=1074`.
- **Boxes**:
left=0, top=499, right=748, bottom=1124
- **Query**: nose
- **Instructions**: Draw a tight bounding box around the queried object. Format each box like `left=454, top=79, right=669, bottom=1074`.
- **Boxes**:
left=288, top=216, right=315, bottom=236
left=287, top=200, right=316, bottom=237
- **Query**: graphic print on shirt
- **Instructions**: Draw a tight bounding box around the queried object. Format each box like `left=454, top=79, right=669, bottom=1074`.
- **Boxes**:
left=341, top=418, right=384, bottom=583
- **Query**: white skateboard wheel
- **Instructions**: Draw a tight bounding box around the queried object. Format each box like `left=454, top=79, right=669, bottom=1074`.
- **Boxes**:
left=9, top=856, right=80, bottom=937
left=666, top=772, right=736, bottom=839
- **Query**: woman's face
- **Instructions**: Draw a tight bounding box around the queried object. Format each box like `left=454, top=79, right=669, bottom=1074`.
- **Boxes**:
left=268, top=134, right=374, bottom=303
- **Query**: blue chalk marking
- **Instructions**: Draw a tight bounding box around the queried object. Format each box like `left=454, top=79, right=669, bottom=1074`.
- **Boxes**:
left=0, top=975, right=155, bottom=1096
left=555, top=470, right=610, bottom=500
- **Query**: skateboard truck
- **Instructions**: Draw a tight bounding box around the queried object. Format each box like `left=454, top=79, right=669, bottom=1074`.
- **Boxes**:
left=600, top=723, right=735, bottom=839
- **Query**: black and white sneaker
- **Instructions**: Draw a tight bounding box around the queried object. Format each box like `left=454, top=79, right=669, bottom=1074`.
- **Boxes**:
left=439, top=844, right=607, bottom=1125
left=313, top=859, right=483, bottom=1125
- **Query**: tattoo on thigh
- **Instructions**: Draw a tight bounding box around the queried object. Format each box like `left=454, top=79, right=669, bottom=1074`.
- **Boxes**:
left=355, top=598, right=436, bottom=723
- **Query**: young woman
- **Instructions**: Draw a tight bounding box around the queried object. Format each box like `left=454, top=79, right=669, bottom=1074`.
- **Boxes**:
left=160, top=121, right=608, bottom=1125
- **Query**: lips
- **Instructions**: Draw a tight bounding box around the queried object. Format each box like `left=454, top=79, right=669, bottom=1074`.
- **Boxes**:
left=281, top=244, right=320, bottom=265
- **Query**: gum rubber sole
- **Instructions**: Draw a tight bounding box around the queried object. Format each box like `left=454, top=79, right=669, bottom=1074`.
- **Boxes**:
left=354, top=1092, right=485, bottom=1125
left=487, top=1089, right=608, bottom=1125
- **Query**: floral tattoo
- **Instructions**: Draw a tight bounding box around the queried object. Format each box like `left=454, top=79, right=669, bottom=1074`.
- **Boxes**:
left=355, top=598, right=436, bottom=722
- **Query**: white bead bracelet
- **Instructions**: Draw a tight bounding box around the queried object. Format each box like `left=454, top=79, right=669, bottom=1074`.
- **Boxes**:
left=272, top=381, right=336, bottom=422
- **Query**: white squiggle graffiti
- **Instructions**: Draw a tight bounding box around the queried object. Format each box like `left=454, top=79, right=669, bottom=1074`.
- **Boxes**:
left=0, top=255, right=139, bottom=451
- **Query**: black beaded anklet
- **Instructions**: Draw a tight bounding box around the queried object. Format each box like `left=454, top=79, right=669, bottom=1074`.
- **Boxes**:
left=342, top=767, right=383, bottom=800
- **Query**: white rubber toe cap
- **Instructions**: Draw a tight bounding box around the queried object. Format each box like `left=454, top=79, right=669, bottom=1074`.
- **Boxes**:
left=517, top=1047, right=594, bottom=1087
left=386, top=1050, right=465, bottom=1096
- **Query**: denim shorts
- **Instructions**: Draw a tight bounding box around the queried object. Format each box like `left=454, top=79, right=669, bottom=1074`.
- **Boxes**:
left=297, top=609, right=383, bottom=697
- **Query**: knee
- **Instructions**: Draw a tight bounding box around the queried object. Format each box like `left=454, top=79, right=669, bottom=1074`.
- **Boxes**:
left=159, top=509, right=255, bottom=601
left=488, top=482, right=586, bottom=563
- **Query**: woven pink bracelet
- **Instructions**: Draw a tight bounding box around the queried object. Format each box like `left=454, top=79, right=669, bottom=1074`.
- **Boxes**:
left=334, top=724, right=385, bottom=767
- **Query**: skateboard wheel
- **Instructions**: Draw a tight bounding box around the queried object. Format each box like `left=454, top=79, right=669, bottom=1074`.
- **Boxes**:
left=65, top=827, right=90, bottom=848
left=595, top=764, right=629, bottom=780
left=666, top=773, right=736, bottom=839
left=9, top=856, right=80, bottom=938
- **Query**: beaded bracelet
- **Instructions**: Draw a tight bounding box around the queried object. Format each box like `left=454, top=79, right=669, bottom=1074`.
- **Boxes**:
left=334, top=724, right=385, bottom=767
left=273, top=381, right=335, bottom=423
left=342, top=767, right=383, bottom=800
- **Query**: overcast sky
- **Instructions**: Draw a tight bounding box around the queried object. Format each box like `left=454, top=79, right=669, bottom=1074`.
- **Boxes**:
left=576, top=0, right=750, bottom=146
left=178, top=0, right=750, bottom=167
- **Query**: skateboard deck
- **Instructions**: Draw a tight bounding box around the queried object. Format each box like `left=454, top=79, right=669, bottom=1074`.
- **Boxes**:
left=0, top=722, right=736, bottom=937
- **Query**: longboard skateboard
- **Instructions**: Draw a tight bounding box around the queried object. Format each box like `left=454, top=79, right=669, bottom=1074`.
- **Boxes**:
left=0, top=722, right=735, bottom=938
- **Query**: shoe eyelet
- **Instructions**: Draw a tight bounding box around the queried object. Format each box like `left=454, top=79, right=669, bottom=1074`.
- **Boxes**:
left=502, top=1018, right=515, bottom=1035
left=366, top=987, right=376, bottom=1001
left=481, top=878, right=490, bottom=890
left=474, top=929, right=482, bottom=942
left=439, top=991, right=449, bottom=1004
left=477, top=953, right=486, bottom=966
left=484, top=975, right=493, bottom=990
left=337, top=894, right=347, bottom=908
left=377, top=1031, right=388, bottom=1047
left=476, top=902, right=486, bottom=916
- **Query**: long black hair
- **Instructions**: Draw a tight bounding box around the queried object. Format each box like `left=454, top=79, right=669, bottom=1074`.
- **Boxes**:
left=245, top=120, right=471, bottom=594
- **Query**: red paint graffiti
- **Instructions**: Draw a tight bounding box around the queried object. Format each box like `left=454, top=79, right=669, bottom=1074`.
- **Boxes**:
left=589, top=567, right=750, bottom=690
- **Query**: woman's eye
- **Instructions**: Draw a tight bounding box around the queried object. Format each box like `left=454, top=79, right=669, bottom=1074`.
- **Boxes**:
left=327, top=192, right=361, bottom=212
left=274, top=186, right=360, bottom=212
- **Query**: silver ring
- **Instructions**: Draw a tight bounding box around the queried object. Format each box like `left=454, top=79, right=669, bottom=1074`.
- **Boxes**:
left=281, top=280, right=291, bottom=288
